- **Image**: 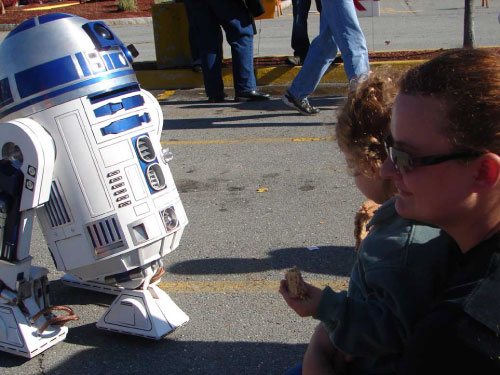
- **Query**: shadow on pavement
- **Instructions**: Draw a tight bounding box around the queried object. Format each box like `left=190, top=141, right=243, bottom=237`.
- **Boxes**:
left=0, top=354, right=29, bottom=368
left=48, top=280, right=116, bottom=307
left=0, top=321, right=307, bottom=375
left=167, top=245, right=355, bottom=277
left=162, top=97, right=345, bottom=130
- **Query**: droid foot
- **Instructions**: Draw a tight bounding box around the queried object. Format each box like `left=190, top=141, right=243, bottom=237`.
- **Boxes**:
left=0, top=301, right=70, bottom=358
left=96, top=285, right=188, bottom=339
left=0, top=263, right=77, bottom=358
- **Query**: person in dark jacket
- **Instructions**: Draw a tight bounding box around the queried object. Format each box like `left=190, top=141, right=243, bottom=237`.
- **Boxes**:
left=183, top=0, right=269, bottom=103
left=280, top=71, right=458, bottom=375
left=380, top=48, right=500, bottom=374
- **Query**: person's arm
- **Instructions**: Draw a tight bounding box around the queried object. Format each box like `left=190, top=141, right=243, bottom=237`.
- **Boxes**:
left=314, top=266, right=437, bottom=357
left=279, top=269, right=422, bottom=356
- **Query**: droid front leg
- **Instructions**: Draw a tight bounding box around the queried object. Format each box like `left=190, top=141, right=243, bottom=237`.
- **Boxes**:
left=96, top=276, right=189, bottom=339
left=64, top=258, right=189, bottom=339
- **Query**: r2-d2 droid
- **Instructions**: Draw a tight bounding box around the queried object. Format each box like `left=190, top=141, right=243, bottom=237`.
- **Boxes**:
left=0, top=13, right=189, bottom=358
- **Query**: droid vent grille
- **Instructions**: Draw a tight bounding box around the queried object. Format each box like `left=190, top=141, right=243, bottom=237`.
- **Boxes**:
left=45, top=182, right=71, bottom=227
left=85, top=217, right=124, bottom=256
left=146, top=163, right=166, bottom=191
left=136, top=136, right=155, bottom=163
left=161, top=206, right=179, bottom=232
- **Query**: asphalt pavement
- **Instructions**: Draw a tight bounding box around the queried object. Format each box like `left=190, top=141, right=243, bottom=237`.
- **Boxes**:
left=1, top=90, right=360, bottom=375
left=0, top=1, right=499, bottom=374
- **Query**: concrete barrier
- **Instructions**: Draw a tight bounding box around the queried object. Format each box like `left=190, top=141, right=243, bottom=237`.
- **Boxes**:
left=152, top=2, right=192, bottom=69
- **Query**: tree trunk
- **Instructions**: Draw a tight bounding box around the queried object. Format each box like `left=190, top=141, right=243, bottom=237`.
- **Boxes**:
left=464, top=0, right=475, bottom=48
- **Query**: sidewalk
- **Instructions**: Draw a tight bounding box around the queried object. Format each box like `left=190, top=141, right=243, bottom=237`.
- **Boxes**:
left=0, top=1, right=498, bottom=91
left=131, top=1, right=499, bottom=91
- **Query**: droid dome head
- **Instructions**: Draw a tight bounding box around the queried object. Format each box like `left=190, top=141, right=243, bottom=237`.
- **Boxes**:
left=0, top=13, right=138, bottom=120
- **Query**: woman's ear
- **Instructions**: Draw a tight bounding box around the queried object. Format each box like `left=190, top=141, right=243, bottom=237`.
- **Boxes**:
left=471, top=153, right=500, bottom=192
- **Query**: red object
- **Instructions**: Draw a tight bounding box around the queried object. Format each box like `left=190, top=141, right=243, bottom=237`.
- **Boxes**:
left=354, top=0, right=366, bottom=11
left=354, top=0, right=380, bottom=12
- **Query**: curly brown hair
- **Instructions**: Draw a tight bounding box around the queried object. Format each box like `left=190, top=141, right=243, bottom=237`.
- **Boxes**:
left=336, top=69, right=401, bottom=177
left=400, top=48, right=500, bottom=155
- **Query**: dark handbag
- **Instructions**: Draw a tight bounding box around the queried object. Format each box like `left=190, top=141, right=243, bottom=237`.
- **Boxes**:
left=243, top=0, right=265, bottom=18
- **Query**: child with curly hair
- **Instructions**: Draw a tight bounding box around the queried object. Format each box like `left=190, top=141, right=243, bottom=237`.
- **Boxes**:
left=280, top=70, right=458, bottom=375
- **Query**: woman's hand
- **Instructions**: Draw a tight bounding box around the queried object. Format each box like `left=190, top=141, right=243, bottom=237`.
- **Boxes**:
left=279, top=280, right=323, bottom=317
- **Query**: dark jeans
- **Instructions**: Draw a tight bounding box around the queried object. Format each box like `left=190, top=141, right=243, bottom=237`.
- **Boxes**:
left=291, top=0, right=322, bottom=58
left=186, top=0, right=257, bottom=97
left=183, top=0, right=200, bottom=62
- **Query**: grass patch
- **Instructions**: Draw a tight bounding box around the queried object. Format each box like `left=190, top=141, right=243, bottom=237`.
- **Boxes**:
left=117, top=0, right=137, bottom=11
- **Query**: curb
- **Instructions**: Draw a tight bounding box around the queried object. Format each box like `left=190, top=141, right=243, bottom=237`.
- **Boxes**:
left=135, top=59, right=426, bottom=91
left=0, top=16, right=154, bottom=32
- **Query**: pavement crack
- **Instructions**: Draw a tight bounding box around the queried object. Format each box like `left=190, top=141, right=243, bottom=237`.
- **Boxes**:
left=38, top=353, right=45, bottom=374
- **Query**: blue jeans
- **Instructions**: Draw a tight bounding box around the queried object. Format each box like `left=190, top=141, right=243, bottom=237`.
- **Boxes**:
left=291, top=0, right=322, bottom=58
left=289, top=0, right=369, bottom=99
left=186, top=0, right=256, bottom=97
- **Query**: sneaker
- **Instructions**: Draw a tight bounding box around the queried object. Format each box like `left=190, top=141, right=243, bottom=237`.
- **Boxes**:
left=282, top=90, right=320, bottom=115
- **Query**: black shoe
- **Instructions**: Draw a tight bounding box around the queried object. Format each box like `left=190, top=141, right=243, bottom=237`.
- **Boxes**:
left=286, top=56, right=305, bottom=66
left=192, top=64, right=202, bottom=73
left=208, top=92, right=227, bottom=103
left=234, top=90, right=270, bottom=102
left=282, top=90, right=320, bottom=115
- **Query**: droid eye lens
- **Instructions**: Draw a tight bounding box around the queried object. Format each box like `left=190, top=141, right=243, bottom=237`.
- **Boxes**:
left=94, top=24, right=113, bottom=40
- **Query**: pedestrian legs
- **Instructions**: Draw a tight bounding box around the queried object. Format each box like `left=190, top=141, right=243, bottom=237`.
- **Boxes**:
left=324, top=0, right=369, bottom=81
left=216, top=8, right=256, bottom=94
left=288, top=0, right=369, bottom=100
left=183, top=0, right=202, bottom=70
left=188, top=0, right=225, bottom=98
left=288, top=14, right=338, bottom=99
left=291, top=0, right=313, bottom=59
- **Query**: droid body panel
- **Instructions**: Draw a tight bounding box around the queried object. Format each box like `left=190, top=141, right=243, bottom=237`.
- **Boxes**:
left=0, top=14, right=189, bottom=357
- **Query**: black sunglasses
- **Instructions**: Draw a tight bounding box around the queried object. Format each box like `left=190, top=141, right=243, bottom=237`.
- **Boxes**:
left=384, top=135, right=483, bottom=174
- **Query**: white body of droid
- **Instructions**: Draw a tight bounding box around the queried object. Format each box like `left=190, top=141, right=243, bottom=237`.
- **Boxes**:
left=0, top=13, right=188, bottom=358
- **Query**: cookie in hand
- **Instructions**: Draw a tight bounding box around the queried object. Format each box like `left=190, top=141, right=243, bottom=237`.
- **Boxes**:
left=285, top=267, right=308, bottom=299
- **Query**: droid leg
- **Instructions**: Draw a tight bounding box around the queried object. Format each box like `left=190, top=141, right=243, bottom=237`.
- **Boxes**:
left=95, top=265, right=189, bottom=339
left=0, top=119, right=77, bottom=358
left=0, top=259, right=78, bottom=358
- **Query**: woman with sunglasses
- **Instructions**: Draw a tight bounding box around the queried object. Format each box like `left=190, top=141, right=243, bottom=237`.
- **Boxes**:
left=280, top=71, right=459, bottom=375
left=380, top=48, right=500, bottom=374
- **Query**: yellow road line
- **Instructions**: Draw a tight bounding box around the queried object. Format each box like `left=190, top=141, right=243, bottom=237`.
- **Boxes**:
left=161, top=136, right=335, bottom=146
left=158, top=279, right=349, bottom=293
left=157, top=90, right=176, bottom=100
left=24, top=2, right=79, bottom=11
